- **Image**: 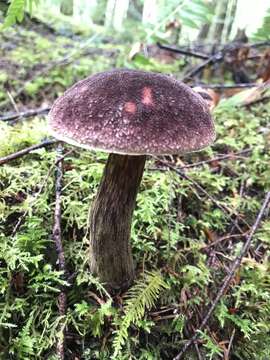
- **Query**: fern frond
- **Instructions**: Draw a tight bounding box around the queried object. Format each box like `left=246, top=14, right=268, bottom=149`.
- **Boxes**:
left=253, top=7, right=270, bottom=40
left=3, top=0, right=26, bottom=28
left=113, top=271, right=168, bottom=357
left=2, top=0, right=38, bottom=29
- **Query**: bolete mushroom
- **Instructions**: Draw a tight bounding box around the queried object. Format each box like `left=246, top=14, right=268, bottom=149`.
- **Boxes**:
left=49, top=69, right=215, bottom=291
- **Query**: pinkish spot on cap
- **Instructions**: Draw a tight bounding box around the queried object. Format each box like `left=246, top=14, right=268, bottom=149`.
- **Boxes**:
left=124, top=101, right=137, bottom=114
left=142, top=87, right=154, bottom=105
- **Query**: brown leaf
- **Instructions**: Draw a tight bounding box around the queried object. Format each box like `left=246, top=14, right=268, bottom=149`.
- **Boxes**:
left=258, top=49, right=270, bottom=82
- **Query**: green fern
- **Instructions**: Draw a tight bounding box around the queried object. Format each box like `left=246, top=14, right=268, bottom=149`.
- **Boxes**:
left=9, top=308, right=37, bottom=359
left=197, top=330, right=223, bottom=359
left=2, top=0, right=38, bottom=29
left=3, top=0, right=26, bottom=28
left=113, top=271, right=168, bottom=357
left=180, top=0, right=214, bottom=29
left=253, top=7, right=270, bottom=40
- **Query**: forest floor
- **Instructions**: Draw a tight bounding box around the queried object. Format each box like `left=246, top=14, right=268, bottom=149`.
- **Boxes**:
left=0, top=16, right=270, bottom=360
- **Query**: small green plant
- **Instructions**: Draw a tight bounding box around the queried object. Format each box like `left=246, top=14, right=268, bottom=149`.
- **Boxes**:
left=113, top=271, right=168, bottom=357
left=2, top=0, right=38, bottom=28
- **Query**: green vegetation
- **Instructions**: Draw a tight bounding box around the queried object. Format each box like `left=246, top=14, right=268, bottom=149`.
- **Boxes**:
left=1, top=4, right=270, bottom=360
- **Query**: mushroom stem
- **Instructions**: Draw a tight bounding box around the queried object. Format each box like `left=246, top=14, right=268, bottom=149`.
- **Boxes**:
left=89, top=153, right=146, bottom=291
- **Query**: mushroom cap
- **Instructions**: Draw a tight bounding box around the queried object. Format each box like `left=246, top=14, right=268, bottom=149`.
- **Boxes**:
left=49, top=69, right=215, bottom=155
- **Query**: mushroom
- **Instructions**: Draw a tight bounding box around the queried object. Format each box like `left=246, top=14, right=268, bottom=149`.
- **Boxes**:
left=49, top=69, right=215, bottom=292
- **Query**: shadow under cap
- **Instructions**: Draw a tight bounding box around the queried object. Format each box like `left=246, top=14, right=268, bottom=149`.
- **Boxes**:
left=49, top=69, right=215, bottom=155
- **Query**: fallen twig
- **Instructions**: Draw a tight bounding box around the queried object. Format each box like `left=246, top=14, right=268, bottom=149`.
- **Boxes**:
left=53, top=144, right=67, bottom=360
left=157, top=42, right=209, bottom=60
left=177, top=148, right=252, bottom=170
left=181, top=56, right=220, bottom=82
left=194, top=342, right=203, bottom=360
left=0, top=107, right=50, bottom=122
left=152, top=156, right=250, bottom=232
left=7, top=90, right=20, bottom=113
left=192, top=83, right=258, bottom=89
left=0, top=139, right=57, bottom=166
left=173, top=190, right=270, bottom=360
left=202, top=232, right=248, bottom=250
left=225, top=328, right=236, bottom=360
left=11, top=148, right=74, bottom=236
left=180, top=38, right=268, bottom=82
left=149, top=148, right=252, bottom=173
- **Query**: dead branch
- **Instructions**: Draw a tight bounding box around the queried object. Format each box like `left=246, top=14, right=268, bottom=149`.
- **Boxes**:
left=0, top=140, right=57, bottom=166
left=202, top=232, right=248, bottom=250
left=177, top=148, right=252, bottom=170
left=157, top=42, right=209, bottom=60
left=0, top=107, right=50, bottom=122
left=173, top=190, right=270, bottom=360
left=181, top=56, right=221, bottom=82
left=180, top=38, right=268, bottom=82
left=53, top=144, right=67, bottom=360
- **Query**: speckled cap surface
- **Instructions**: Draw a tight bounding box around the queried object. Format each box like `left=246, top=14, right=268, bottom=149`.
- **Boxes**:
left=49, top=69, right=215, bottom=155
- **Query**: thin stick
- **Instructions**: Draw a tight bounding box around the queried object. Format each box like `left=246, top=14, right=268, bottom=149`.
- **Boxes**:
left=7, top=90, right=19, bottom=113
left=152, top=157, right=250, bottom=232
left=149, top=148, right=252, bottom=173
left=225, top=328, right=235, bottom=360
left=202, top=232, right=247, bottom=250
left=177, top=148, right=252, bottom=170
left=11, top=149, right=74, bottom=236
left=180, top=37, right=263, bottom=82
left=191, top=83, right=258, bottom=89
left=181, top=57, right=218, bottom=82
left=157, top=42, right=209, bottom=60
left=53, top=145, right=67, bottom=360
left=0, top=140, right=57, bottom=166
left=173, top=191, right=270, bottom=360
left=194, top=342, right=203, bottom=360
left=0, top=107, right=50, bottom=122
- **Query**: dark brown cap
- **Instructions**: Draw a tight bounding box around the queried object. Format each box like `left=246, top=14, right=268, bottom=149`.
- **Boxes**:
left=49, top=69, right=215, bottom=155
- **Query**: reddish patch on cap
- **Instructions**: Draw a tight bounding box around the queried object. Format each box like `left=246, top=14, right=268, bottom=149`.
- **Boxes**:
left=142, top=87, right=153, bottom=105
left=124, top=101, right=137, bottom=114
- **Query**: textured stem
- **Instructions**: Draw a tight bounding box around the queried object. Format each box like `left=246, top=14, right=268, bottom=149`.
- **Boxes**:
left=89, top=153, right=146, bottom=291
